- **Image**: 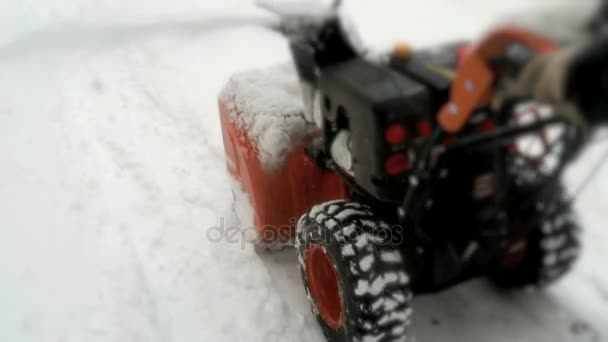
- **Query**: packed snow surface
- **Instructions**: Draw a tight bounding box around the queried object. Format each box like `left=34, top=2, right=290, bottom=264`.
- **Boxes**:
left=0, top=0, right=607, bottom=342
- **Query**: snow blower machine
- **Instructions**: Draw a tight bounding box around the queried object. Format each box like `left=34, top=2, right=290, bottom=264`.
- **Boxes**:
left=219, top=1, right=608, bottom=341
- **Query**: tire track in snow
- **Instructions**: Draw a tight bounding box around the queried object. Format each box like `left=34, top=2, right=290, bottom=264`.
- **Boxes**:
left=123, top=228, right=167, bottom=342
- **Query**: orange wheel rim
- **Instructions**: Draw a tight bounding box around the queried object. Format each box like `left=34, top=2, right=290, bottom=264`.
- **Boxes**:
left=305, top=244, right=343, bottom=330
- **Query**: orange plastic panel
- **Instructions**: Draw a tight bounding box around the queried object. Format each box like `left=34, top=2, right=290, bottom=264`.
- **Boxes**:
left=438, top=26, right=559, bottom=133
left=219, top=100, right=348, bottom=246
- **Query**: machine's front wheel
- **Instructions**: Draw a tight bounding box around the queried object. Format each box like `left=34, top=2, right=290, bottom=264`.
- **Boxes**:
left=490, top=190, right=581, bottom=288
left=296, top=200, right=413, bottom=342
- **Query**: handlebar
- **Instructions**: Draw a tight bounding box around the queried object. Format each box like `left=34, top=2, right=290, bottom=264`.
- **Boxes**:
left=565, top=35, right=608, bottom=125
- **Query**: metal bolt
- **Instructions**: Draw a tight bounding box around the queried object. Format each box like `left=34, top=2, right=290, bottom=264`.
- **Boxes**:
left=465, top=79, right=474, bottom=92
left=449, top=103, right=459, bottom=115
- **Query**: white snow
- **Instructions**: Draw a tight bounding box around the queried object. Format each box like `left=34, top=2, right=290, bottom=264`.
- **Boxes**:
left=359, top=254, right=375, bottom=272
left=372, top=297, right=400, bottom=312
left=342, top=243, right=356, bottom=257
left=1, top=0, right=607, bottom=342
left=381, top=251, right=404, bottom=264
left=230, top=176, right=257, bottom=243
left=325, top=218, right=339, bottom=230
left=343, top=223, right=358, bottom=237
left=220, top=63, right=319, bottom=172
left=377, top=308, right=412, bottom=327
left=355, top=272, right=408, bottom=297
left=335, top=208, right=363, bottom=221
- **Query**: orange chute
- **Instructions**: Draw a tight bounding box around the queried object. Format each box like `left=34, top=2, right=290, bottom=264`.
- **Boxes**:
left=438, top=26, right=559, bottom=133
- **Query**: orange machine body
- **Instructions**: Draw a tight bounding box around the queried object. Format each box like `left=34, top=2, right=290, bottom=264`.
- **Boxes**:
left=219, top=101, right=347, bottom=246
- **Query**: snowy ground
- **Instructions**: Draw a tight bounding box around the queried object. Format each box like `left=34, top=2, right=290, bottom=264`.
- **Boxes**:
left=0, top=0, right=607, bottom=341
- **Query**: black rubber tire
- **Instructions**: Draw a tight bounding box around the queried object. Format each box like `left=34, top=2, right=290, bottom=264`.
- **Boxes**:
left=296, top=200, right=413, bottom=342
left=490, top=192, right=581, bottom=288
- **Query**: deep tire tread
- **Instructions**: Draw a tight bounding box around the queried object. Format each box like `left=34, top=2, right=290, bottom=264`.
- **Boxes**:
left=297, top=200, right=412, bottom=342
left=491, top=190, right=581, bottom=288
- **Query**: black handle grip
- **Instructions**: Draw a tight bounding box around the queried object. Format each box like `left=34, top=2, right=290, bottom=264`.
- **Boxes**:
left=566, top=35, right=608, bottom=124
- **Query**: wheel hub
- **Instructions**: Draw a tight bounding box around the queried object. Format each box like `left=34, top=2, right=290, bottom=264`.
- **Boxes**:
left=305, top=244, right=343, bottom=331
